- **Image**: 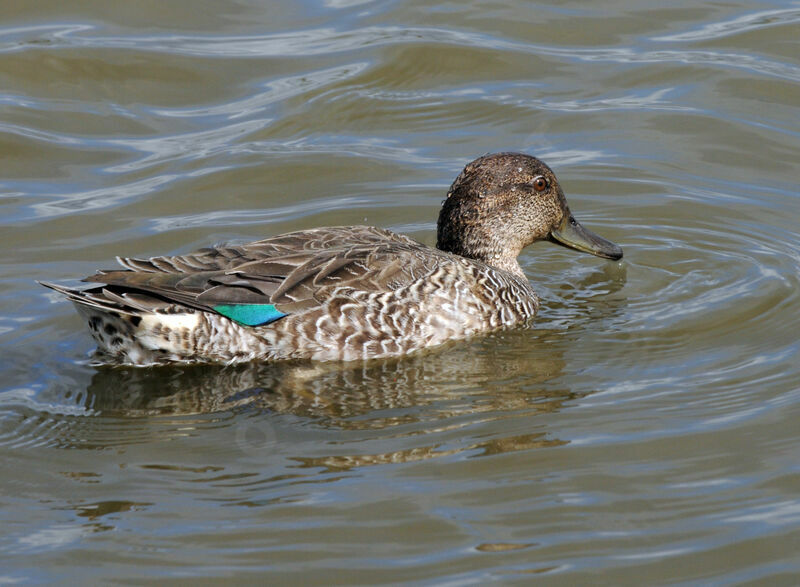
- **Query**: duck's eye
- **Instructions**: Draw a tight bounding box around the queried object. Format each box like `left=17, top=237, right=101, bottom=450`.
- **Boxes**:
left=533, top=177, right=548, bottom=192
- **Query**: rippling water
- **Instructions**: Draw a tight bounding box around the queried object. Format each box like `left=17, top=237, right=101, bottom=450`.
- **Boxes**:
left=2, top=0, right=799, bottom=583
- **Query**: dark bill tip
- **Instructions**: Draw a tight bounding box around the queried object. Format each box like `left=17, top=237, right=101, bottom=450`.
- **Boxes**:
left=550, top=214, right=623, bottom=260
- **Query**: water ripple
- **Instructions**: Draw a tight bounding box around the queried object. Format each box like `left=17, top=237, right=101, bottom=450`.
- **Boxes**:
left=105, top=118, right=273, bottom=173
left=150, top=62, right=369, bottom=120
left=3, top=23, right=799, bottom=83
left=31, top=168, right=219, bottom=217
left=654, top=6, right=800, bottom=42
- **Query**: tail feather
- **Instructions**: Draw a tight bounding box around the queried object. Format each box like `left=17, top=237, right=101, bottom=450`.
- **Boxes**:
left=38, top=281, right=137, bottom=316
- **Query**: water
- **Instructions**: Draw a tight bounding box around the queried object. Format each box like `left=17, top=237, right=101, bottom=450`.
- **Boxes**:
left=2, top=0, right=799, bottom=583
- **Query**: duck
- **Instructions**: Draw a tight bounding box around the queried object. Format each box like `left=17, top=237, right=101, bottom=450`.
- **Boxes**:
left=40, top=152, right=622, bottom=365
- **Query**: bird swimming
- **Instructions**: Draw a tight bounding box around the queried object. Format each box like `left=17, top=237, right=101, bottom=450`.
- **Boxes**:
left=41, top=152, right=623, bottom=365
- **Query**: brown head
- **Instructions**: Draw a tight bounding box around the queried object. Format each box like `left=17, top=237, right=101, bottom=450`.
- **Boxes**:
left=436, top=152, right=622, bottom=278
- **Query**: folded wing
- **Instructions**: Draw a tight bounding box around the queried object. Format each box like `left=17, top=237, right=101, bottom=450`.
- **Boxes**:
left=82, top=226, right=441, bottom=324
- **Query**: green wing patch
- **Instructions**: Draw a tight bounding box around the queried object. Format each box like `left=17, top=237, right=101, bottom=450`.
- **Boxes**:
left=213, top=304, right=288, bottom=326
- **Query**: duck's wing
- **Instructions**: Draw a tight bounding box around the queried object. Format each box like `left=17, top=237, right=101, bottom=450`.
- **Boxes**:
left=81, top=226, right=440, bottom=325
left=114, top=226, right=421, bottom=274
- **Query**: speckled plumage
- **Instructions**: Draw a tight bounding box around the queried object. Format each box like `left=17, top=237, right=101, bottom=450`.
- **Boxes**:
left=41, top=153, right=622, bottom=365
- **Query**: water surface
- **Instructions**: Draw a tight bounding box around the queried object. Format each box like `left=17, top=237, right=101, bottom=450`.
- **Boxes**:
left=1, top=0, right=799, bottom=583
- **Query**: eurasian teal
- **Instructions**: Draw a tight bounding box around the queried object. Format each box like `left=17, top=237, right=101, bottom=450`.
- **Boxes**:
left=41, top=152, right=622, bottom=365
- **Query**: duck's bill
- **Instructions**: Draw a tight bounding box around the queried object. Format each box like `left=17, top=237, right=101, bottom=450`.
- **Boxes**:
left=550, top=214, right=623, bottom=260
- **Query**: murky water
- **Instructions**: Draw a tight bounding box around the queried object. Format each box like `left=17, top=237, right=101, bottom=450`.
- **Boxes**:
left=2, top=0, right=799, bottom=583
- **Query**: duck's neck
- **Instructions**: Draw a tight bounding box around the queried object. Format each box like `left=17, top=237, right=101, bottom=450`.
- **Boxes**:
left=484, top=256, right=526, bottom=280
left=436, top=228, right=526, bottom=279
left=436, top=191, right=531, bottom=280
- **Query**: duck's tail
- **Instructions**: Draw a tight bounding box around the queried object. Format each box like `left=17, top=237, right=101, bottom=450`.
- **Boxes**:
left=39, top=281, right=184, bottom=364
left=38, top=281, right=140, bottom=315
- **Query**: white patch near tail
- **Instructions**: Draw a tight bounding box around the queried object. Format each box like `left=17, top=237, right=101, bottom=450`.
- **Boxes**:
left=137, top=312, right=202, bottom=353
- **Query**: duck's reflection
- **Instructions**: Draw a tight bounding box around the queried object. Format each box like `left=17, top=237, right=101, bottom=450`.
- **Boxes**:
left=85, top=334, right=568, bottom=423
left=76, top=335, right=574, bottom=467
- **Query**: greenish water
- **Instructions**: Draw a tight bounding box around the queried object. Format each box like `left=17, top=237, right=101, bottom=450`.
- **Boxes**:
left=1, top=1, right=799, bottom=584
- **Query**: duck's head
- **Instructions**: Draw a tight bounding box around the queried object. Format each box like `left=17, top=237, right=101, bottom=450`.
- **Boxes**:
left=436, top=152, right=622, bottom=278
